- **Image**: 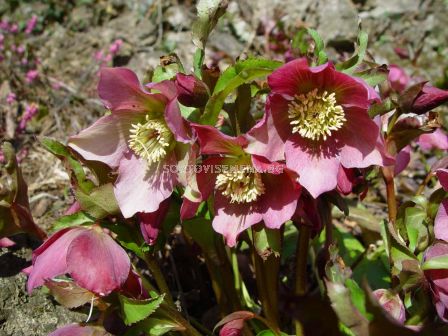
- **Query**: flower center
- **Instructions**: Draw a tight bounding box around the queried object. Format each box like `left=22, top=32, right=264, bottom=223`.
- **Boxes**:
left=215, top=166, right=265, bottom=203
left=288, top=88, right=346, bottom=141
left=128, top=116, right=173, bottom=164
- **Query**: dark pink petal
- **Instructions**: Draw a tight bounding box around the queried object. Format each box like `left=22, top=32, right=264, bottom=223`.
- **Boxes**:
left=165, top=99, right=191, bottom=143
left=293, top=192, right=323, bottom=231
left=424, top=243, right=448, bottom=297
left=49, top=324, right=111, bottom=336
left=66, top=228, right=130, bottom=295
left=180, top=198, right=200, bottom=220
left=411, top=85, right=448, bottom=115
left=114, top=151, right=176, bottom=217
left=98, top=67, right=165, bottom=113
left=192, top=124, right=247, bottom=155
left=437, top=169, right=448, bottom=191
left=68, top=112, right=138, bottom=168
left=394, top=146, right=411, bottom=176
left=435, top=200, right=448, bottom=242
left=213, top=193, right=263, bottom=247
left=337, top=167, right=354, bottom=195
left=119, top=270, right=148, bottom=299
left=219, top=319, right=244, bottom=336
left=245, top=109, right=286, bottom=161
left=27, top=228, right=83, bottom=293
left=418, top=129, right=448, bottom=151
left=373, top=289, right=406, bottom=324
left=388, top=65, right=410, bottom=92
left=251, top=154, right=284, bottom=175
left=259, top=170, right=300, bottom=229
left=195, top=157, right=226, bottom=202
left=268, top=58, right=369, bottom=109
left=65, top=201, right=81, bottom=215
left=146, top=80, right=178, bottom=101
left=337, top=107, right=380, bottom=169
left=285, top=135, right=340, bottom=198
left=175, top=143, right=200, bottom=201
left=138, top=198, right=171, bottom=245
left=175, top=73, right=209, bottom=108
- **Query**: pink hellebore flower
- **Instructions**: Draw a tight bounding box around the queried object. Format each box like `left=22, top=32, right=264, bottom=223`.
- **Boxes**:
left=388, top=65, right=410, bottom=93
left=434, top=169, right=448, bottom=242
left=68, top=68, right=195, bottom=218
left=410, top=84, right=448, bottom=115
left=49, top=324, right=112, bottom=336
left=191, top=124, right=301, bottom=247
left=424, top=242, right=448, bottom=322
left=256, top=58, right=386, bottom=198
left=27, top=226, right=130, bottom=296
left=418, top=128, right=448, bottom=151
left=373, top=289, right=406, bottom=324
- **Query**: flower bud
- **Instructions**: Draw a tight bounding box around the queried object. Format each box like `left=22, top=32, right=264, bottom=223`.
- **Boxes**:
left=175, top=73, right=209, bottom=108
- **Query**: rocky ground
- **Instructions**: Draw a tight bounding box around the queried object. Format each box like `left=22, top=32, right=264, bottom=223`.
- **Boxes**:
left=1, top=0, right=447, bottom=335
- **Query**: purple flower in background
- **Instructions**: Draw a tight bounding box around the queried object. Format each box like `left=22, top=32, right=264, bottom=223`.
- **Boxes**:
left=418, top=128, right=448, bottom=151
left=0, top=20, right=9, bottom=31
left=25, top=69, right=39, bottom=83
left=9, top=23, right=18, bottom=33
left=19, top=103, right=38, bottom=130
left=388, top=65, right=410, bottom=93
left=109, top=39, right=123, bottom=55
left=6, top=92, right=16, bottom=105
left=25, top=15, right=38, bottom=34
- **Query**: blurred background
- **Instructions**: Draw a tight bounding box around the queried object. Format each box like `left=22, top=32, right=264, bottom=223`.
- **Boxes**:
left=0, top=0, right=447, bottom=334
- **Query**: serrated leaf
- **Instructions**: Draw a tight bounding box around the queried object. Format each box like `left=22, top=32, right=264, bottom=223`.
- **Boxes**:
left=200, top=58, right=281, bottom=125
left=75, top=183, right=119, bottom=219
left=52, top=211, right=95, bottom=231
left=120, top=294, right=165, bottom=326
left=336, top=30, right=368, bottom=74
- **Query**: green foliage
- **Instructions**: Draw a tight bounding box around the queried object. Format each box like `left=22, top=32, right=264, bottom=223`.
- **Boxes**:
left=119, top=294, right=165, bottom=326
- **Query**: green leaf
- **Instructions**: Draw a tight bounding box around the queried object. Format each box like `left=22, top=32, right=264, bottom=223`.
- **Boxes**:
left=291, top=28, right=308, bottom=55
left=40, top=137, right=95, bottom=193
left=307, top=28, right=328, bottom=65
left=345, top=279, right=371, bottom=320
left=52, top=211, right=95, bottom=231
left=335, top=30, right=368, bottom=74
left=404, top=207, right=427, bottom=253
left=200, top=58, right=282, bottom=125
left=119, top=294, right=165, bottom=326
left=75, top=183, right=119, bottom=219
left=355, top=65, right=389, bottom=87
left=193, top=49, right=205, bottom=78
left=104, top=222, right=146, bottom=259
left=192, top=0, right=228, bottom=50
left=182, top=217, right=216, bottom=255
left=422, top=255, right=448, bottom=270
left=256, top=331, right=289, bottom=336
left=334, top=228, right=365, bottom=267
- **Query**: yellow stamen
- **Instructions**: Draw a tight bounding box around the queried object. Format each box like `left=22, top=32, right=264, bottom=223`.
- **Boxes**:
left=215, top=166, right=265, bottom=203
left=128, top=116, right=173, bottom=163
left=288, top=88, right=345, bottom=141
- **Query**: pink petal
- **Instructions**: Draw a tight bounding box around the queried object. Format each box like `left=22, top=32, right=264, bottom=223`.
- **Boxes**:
left=49, top=324, right=111, bottom=336
left=285, top=135, right=340, bottom=198
left=435, top=200, right=448, bottom=242
left=0, top=237, right=15, bottom=248
left=114, top=152, right=176, bottom=217
left=418, top=128, right=448, bottom=151
left=138, top=198, right=171, bottom=245
left=411, top=85, right=448, bottom=115
left=165, top=99, right=191, bottom=143
left=388, top=65, right=410, bottom=92
left=337, top=167, right=354, bottom=195
left=437, top=169, right=448, bottom=191
left=394, top=146, right=411, bottom=176
left=251, top=155, right=284, bottom=175
left=98, top=67, right=165, bottom=113
left=373, top=289, right=406, bottom=324
left=175, top=74, right=209, bottom=108
left=69, top=113, right=137, bottom=168
left=180, top=198, right=200, bottom=220
left=192, top=124, right=247, bottom=155
left=146, top=80, right=178, bottom=101
left=213, top=193, right=263, bottom=247
left=259, top=170, right=300, bottom=229
left=337, top=107, right=380, bottom=169
left=66, top=228, right=130, bottom=295
left=245, top=109, right=285, bottom=161
left=27, top=228, right=83, bottom=293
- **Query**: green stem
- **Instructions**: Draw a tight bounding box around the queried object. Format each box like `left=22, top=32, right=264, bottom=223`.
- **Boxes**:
left=144, top=254, right=175, bottom=306
left=416, top=170, right=434, bottom=196
left=294, top=225, right=311, bottom=336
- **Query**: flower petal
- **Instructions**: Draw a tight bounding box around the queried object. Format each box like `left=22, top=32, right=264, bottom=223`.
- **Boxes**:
left=138, top=198, right=171, bottom=245
left=68, top=113, right=136, bottom=168
left=49, top=324, right=111, bottom=336
left=435, top=200, right=448, bottom=242
left=213, top=193, right=263, bottom=247
left=192, top=124, right=247, bottom=155
left=418, top=129, right=448, bottom=151
left=27, top=227, right=83, bottom=293
left=66, top=228, right=130, bottom=295
left=285, top=135, right=340, bottom=198
left=99, top=67, right=165, bottom=113
left=165, top=99, right=191, bottom=143
left=437, top=169, right=448, bottom=191
left=114, top=151, right=176, bottom=218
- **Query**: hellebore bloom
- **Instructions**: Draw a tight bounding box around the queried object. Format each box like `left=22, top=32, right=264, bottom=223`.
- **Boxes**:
left=256, top=58, right=386, bottom=197
left=215, top=311, right=255, bottom=336
left=68, top=68, right=196, bottom=217
left=175, top=73, right=209, bottom=108
left=373, top=289, right=406, bottom=324
left=388, top=65, right=410, bottom=93
left=410, top=84, right=448, bottom=115
left=191, top=124, right=301, bottom=247
left=27, top=226, right=130, bottom=296
left=49, top=324, right=112, bottom=336
left=418, top=128, right=448, bottom=151
left=435, top=169, right=448, bottom=242
left=424, top=242, right=448, bottom=321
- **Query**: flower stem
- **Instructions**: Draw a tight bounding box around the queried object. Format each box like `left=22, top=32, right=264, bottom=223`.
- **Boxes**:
left=416, top=170, right=434, bottom=195
left=382, top=166, right=397, bottom=223
left=144, top=253, right=175, bottom=306
left=294, top=224, right=311, bottom=336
